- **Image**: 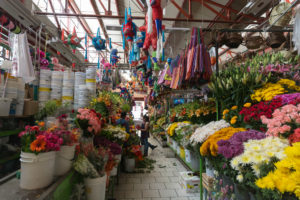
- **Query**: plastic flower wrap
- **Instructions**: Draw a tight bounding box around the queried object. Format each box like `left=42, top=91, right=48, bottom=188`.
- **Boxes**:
left=251, top=79, right=300, bottom=102
left=261, top=103, right=300, bottom=143
left=200, top=127, right=246, bottom=157
left=230, top=137, right=289, bottom=178
left=256, top=142, right=300, bottom=198
left=218, top=130, right=266, bottom=159
left=189, top=120, right=230, bottom=145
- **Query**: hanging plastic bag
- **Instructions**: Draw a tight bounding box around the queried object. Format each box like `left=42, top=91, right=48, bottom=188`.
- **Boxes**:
left=9, top=32, right=35, bottom=83
left=293, top=5, right=300, bottom=55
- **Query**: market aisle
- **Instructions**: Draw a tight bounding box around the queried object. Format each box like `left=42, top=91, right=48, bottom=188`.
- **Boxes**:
left=114, top=138, right=200, bottom=200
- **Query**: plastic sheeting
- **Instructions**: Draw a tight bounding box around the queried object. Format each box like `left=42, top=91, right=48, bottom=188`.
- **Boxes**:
left=9, top=32, right=35, bottom=83
left=293, top=5, right=300, bottom=55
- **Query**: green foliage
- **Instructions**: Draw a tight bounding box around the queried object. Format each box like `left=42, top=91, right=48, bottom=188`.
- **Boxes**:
left=93, top=101, right=109, bottom=118
left=35, top=100, right=60, bottom=120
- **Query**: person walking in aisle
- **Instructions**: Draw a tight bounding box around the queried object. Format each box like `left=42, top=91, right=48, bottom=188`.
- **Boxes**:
left=140, top=115, right=157, bottom=156
left=116, top=112, right=131, bottom=134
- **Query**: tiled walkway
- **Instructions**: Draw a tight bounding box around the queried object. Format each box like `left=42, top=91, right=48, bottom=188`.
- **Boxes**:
left=114, top=138, right=200, bottom=200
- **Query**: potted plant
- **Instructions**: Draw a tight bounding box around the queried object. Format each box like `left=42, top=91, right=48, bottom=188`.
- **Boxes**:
left=19, top=125, right=63, bottom=189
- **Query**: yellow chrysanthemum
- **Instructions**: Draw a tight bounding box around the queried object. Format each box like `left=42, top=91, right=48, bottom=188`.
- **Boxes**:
left=231, top=106, right=238, bottom=110
left=243, top=103, right=251, bottom=108
left=222, top=109, right=229, bottom=115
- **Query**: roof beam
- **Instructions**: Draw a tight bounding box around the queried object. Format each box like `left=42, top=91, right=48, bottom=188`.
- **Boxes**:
left=98, top=0, right=108, bottom=12
left=34, top=12, right=260, bottom=24
left=90, top=0, right=109, bottom=40
left=114, top=0, right=122, bottom=25
left=170, top=0, right=191, bottom=19
left=200, top=1, right=230, bottom=21
left=49, top=0, right=61, bottom=31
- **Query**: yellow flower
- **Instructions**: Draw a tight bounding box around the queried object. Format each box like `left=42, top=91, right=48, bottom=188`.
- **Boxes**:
left=230, top=118, right=237, bottom=124
left=231, top=106, right=238, bottom=110
left=222, top=109, right=229, bottom=115
left=243, top=103, right=251, bottom=108
left=222, top=116, right=226, bottom=120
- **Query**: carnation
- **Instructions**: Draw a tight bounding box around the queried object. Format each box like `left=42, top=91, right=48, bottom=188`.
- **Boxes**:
left=189, top=120, right=230, bottom=145
left=218, top=130, right=266, bottom=159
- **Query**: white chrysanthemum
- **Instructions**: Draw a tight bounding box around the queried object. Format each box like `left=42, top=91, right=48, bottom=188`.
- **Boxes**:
left=236, top=174, right=243, bottom=182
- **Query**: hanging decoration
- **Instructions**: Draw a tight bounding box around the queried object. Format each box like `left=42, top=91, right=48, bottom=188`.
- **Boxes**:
left=140, top=12, right=157, bottom=51
left=62, top=28, right=84, bottom=53
left=151, top=0, right=163, bottom=60
left=110, top=49, right=120, bottom=66
left=92, top=28, right=106, bottom=51
left=122, top=7, right=137, bottom=49
left=84, top=33, right=88, bottom=62
left=0, top=12, right=21, bottom=34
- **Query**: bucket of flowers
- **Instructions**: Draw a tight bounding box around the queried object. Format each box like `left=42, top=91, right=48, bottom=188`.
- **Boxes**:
left=19, top=124, right=63, bottom=189
left=73, top=143, right=108, bottom=200
left=123, top=135, right=143, bottom=172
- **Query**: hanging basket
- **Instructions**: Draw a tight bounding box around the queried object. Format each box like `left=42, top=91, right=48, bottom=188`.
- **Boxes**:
left=225, top=32, right=243, bottom=48
left=245, top=33, right=264, bottom=50
left=267, top=27, right=286, bottom=49
left=217, top=32, right=228, bottom=46
left=269, top=2, right=292, bottom=27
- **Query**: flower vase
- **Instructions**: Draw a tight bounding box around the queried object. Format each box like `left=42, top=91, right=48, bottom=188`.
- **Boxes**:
left=205, top=158, right=215, bottom=178
left=234, top=183, right=250, bottom=200
left=54, top=145, right=76, bottom=176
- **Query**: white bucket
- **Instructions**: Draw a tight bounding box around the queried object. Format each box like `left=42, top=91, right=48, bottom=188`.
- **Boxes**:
left=124, top=157, right=135, bottom=172
left=176, top=145, right=180, bottom=155
left=185, top=148, right=191, bottom=163
left=110, top=165, right=118, bottom=176
left=0, top=98, right=12, bottom=116
left=54, top=145, right=75, bottom=176
left=115, top=154, right=122, bottom=163
left=166, top=135, right=170, bottom=144
left=20, top=151, right=56, bottom=190
left=84, top=174, right=107, bottom=200
left=16, top=102, right=24, bottom=115
left=173, top=140, right=178, bottom=152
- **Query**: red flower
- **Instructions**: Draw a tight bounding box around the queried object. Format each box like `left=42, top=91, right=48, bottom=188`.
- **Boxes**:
left=31, top=126, right=39, bottom=131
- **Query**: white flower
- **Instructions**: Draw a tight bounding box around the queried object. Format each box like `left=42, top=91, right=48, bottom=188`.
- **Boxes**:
left=237, top=174, right=243, bottom=182
left=189, top=120, right=230, bottom=144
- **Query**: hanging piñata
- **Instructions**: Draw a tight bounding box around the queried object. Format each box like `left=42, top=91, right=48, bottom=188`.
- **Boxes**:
left=62, top=28, right=83, bottom=53
left=92, top=28, right=106, bottom=51
left=122, top=7, right=137, bottom=49
left=110, top=49, right=120, bottom=66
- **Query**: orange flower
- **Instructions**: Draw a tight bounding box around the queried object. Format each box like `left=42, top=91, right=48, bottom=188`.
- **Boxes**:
left=38, top=121, right=45, bottom=127
left=30, top=135, right=46, bottom=152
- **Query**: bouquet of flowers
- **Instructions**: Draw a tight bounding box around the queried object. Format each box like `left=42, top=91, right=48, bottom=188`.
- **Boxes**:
left=222, top=105, right=242, bottom=127
left=230, top=137, right=288, bottom=179
left=200, top=127, right=246, bottom=157
left=261, top=103, right=300, bottom=143
left=125, top=145, right=143, bottom=161
left=189, top=120, right=230, bottom=145
left=19, top=125, right=63, bottom=154
left=166, top=121, right=191, bottom=137
left=239, top=99, right=283, bottom=131
left=217, top=130, right=266, bottom=159
left=73, top=144, right=108, bottom=178
left=75, top=108, right=102, bottom=137
left=100, top=124, right=127, bottom=144
left=251, top=79, right=300, bottom=102
left=94, top=136, right=122, bottom=155
left=256, top=142, right=300, bottom=199
left=273, top=93, right=300, bottom=105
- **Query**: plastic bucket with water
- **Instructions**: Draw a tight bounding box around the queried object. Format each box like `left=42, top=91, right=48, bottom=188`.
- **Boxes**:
left=124, top=157, right=135, bottom=172
left=84, top=174, right=107, bottom=200
left=20, top=151, right=56, bottom=190
left=184, top=148, right=191, bottom=163
left=54, top=145, right=75, bottom=176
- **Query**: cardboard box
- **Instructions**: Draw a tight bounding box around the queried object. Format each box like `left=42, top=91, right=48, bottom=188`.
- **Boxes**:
left=179, top=171, right=200, bottom=193
left=23, top=99, right=38, bottom=116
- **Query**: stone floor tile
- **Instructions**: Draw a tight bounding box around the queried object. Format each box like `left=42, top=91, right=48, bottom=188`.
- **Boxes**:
left=176, top=189, right=196, bottom=197
left=169, top=177, right=180, bottom=182
left=134, top=183, right=150, bottom=190
left=125, top=190, right=142, bottom=199
left=151, top=198, right=170, bottom=200
left=160, top=172, right=175, bottom=177
left=155, top=177, right=170, bottom=183
left=127, top=177, right=142, bottom=184
left=141, top=177, right=157, bottom=183
left=188, top=197, right=201, bottom=200
left=164, top=182, right=181, bottom=189
left=159, top=189, right=178, bottom=198
left=115, top=183, right=134, bottom=191
left=172, top=197, right=189, bottom=200
left=149, top=182, right=166, bottom=190
left=142, top=189, right=160, bottom=198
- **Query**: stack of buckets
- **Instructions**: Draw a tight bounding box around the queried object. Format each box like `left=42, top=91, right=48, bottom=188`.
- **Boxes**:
left=86, top=66, right=97, bottom=99
left=39, top=69, right=52, bottom=108
left=74, top=72, right=86, bottom=110
left=62, top=70, right=74, bottom=105
left=50, top=71, right=63, bottom=102
left=5, top=78, right=18, bottom=115
left=78, top=84, right=89, bottom=108
left=16, top=78, right=25, bottom=115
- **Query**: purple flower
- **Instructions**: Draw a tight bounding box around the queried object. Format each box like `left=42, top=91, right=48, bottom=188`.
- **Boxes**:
left=217, top=130, right=266, bottom=159
left=274, top=93, right=300, bottom=105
